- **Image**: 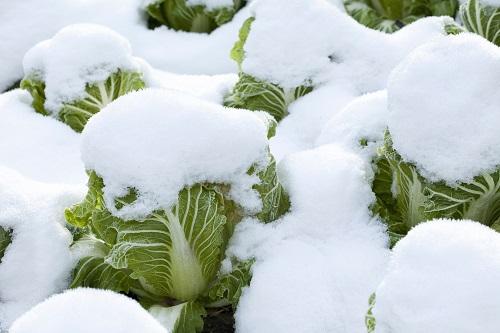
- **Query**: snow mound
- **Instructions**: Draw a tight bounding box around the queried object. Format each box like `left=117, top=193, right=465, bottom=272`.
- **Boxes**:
left=23, top=24, right=142, bottom=114
left=230, top=144, right=389, bottom=333
left=373, top=219, right=500, bottom=333
left=0, top=90, right=86, bottom=185
left=242, top=0, right=452, bottom=91
left=316, top=90, right=388, bottom=162
left=0, top=167, right=84, bottom=330
left=388, top=33, right=500, bottom=184
left=81, top=88, right=270, bottom=219
left=9, top=288, right=169, bottom=333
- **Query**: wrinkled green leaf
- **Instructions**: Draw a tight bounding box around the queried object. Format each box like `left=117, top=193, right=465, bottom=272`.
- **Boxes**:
left=20, top=77, right=48, bottom=115
left=21, top=70, right=144, bottom=132
left=0, top=227, right=12, bottom=264
left=206, top=259, right=253, bottom=308
left=224, top=73, right=312, bottom=122
left=59, top=71, right=145, bottom=132
left=365, top=293, right=377, bottom=333
left=253, top=156, right=290, bottom=223
left=150, top=302, right=206, bottom=333
left=344, top=0, right=458, bottom=32
left=461, top=0, right=500, bottom=46
left=147, top=0, right=244, bottom=33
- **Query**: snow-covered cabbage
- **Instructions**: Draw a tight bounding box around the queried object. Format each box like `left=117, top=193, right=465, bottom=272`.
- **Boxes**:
left=367, top=219, right=500, bottom=333
left=20, top=24, right=145, bottom=132
left=224, top=0, right=456, bottom=125
left=9, top=288, right=169, bottom=333
left=65, top=88, right=289, bottom=333
left=224, top=17, right=312, bottom=122
left=372, top=33, right=500, bottom=245
left=145, top=0, right=245, bottom=33
left=344, top=0, right=459, bottom=32
left=460, top=0, right=500, bottom=45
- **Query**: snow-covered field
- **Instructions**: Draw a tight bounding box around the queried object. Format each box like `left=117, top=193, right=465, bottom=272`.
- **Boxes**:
left=2, top=0, right=500, bottom=332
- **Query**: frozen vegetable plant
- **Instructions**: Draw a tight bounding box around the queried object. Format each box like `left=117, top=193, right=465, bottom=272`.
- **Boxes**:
left=65, top=88, right=289, bottom=333
left=145, top=0, right=246, bottom=33
left=20, top=24, right=146, bottom=133
left=224, top=0, right=457, bottom=124
left=371, top=34, right=500, bottom=246
left=344, top=0, right=459, bottom=32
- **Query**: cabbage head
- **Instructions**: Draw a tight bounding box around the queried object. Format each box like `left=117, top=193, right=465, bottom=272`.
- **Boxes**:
left=21, top=70, right=145, bottom=132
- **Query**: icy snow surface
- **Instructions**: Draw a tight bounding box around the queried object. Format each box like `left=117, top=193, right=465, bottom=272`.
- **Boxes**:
left=0, top=168, right=84, bottom=330
left=9, top=288, right=169, bottom=333
left=229, top=144, right=390, bottom=333
left=81, top=88, right=270, bottom=219
left=373, top=219, right=500, bottom=333
left=388, top=33, right=500, bottom=184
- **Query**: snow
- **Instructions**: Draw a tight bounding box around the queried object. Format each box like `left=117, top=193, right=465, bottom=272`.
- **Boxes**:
left=229, top=144, right=390, bottom=333
left=372, top=219, right=500, bottom=333
left=0, top=90, right=86, bottom=185
left=0, top=0, right=247, bottom=92
left=151, top=70, right=238, bottom=104
left=242, top=0, right=453, bottom=91
left=23, top=24, right=142, bottom=114
left=316, top=90, right=388, bottom=162
left=9, top=288, right=169, bottom=333
left=270, top=81, right=357, bottom=161
left=388, top=33, right=500, bottom=184
left=81, top=88, right=270, bottom=219
left=0, top=167, right=84, bottom=330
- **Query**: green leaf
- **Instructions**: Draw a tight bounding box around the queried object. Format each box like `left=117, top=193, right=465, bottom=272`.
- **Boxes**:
left=70, top=234, right=135, bottom=293
left=377, top=132, right=429, bottom=245
left=150, top=302, right=206, bottom=333
left=425, top=171, right=500, bottom=228
left=253, top=156, right=290, bottom=223
left=230, top=17, right=255, bottom=68
left=224, top=73, right=312, bottom=122
left=59, top=70, right=145, bottom=132
left=146, top=0, right=244, bottom=33
left=206, top=259, right=253, bottom=308
left=20, top=77, right=49, bottom=116
left=65, top=171, right=105, bottom=229
left=103, top=184, right=229, bottom=301
left=344, top=0, right=458, bottom=32
left=0, top=226, right=12, bottom=264
left=460, top=0, right=500, bottom=46
left=21, top=70, right=144, bottom=132
left=365, top=293, right=377, bottom=333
